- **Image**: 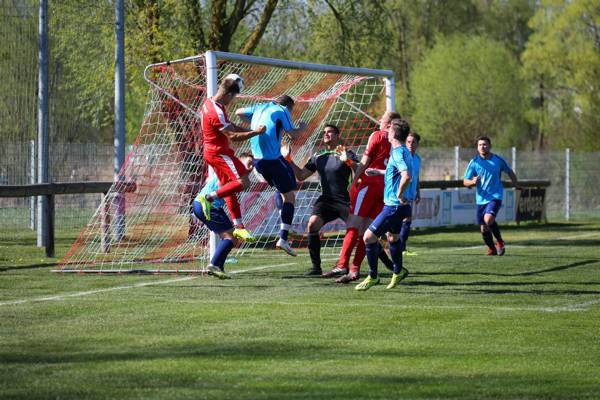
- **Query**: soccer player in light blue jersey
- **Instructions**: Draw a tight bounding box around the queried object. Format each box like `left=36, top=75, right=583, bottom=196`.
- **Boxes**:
left=235, top=95, right=307, bottom=256
left=192, top=153, right=255, bottom=279
left=356, top=119, right=413, bottom=291
left=463, top=136, right=518, bottom=256
left=400, top=132, right=421, bottom=256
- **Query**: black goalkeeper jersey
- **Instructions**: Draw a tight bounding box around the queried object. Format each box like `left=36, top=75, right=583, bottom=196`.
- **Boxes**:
left=304, top=149, right=358, bottom=204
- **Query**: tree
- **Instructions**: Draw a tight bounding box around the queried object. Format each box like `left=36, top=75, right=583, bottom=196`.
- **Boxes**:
left=522, top=0, right=600, bottom=150
left=411, top=35, right=527, bottom=147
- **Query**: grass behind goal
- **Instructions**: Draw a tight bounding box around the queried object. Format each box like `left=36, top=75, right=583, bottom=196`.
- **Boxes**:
left=1, top=222, right=600, bottom=399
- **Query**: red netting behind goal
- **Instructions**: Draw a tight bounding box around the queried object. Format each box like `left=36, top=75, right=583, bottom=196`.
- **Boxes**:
left=60, top=54, right=388, bottom=271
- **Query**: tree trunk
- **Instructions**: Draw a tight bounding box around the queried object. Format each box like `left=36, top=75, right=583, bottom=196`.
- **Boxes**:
left=239, top=0, right=278, bottom=55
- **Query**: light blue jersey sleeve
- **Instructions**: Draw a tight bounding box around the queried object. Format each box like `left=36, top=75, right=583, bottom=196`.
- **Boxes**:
left=236, top=104, right=257, bottom=121
left=464, top=159, right=476, bottom=180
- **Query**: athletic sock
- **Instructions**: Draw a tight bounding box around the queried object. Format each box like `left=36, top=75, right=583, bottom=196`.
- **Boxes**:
left=211, top=239, right=234, bottom=269
left=399, top=220, right=412, bottom=252
left=352, top=238, right=366, bottom=269
left=338, top=227, right=359, bottom=268
left=280, top=202, right=294, bottom=241
left=378, top=248, right=394, bottom=271
left=388, top=239, right=403, bottom=274
left=365, top=241, right=380, bottom=279
left=308, top=232, right=321, bottom=271
left=489, top=222, right=503, bottom=242
left=482, top=230, right=495, bottom=249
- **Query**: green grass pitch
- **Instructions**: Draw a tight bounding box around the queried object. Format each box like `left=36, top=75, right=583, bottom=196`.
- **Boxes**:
left=1, top=221, right=599, bottom=399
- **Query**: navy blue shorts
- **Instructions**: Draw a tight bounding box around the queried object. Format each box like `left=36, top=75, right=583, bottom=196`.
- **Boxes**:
left=254, top=157, right=297, bottom=194
left=368, top=204, right=412, bottom=237
left=477, top=200, right=502, bottom=225
left=193, top=200, right=234, bottom=234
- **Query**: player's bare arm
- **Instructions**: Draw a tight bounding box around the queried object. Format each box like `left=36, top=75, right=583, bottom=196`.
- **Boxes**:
left=397, top=170, right=411, bottom=204
left=352, top=154, right=372, bottom=186
left=223, top=124, right=266, bottom=142
left=284, top=121, right=308, bottom=140
left=463, top=175, right=478, bottom=187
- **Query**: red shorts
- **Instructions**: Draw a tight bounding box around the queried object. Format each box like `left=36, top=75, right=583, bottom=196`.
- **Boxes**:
left=349, top=181, right=384, bottom=219
left=204, top=148, right=248, bottom=185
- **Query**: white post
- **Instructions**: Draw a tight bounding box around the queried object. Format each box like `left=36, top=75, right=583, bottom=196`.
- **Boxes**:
left=511, top=146, right=516, bottom=172
left=205, top=51, right=219, bottom=259
left=454, top=146, right=460, bottom=180
left=29, top=140, right=36, bottom=230
left=113, top=0, right=126, bottom=241
left=565, top=148, right=570, bottom=221
left=37, top=0, right=49, bottom=247
left=384, top=77, right=395, bottom=112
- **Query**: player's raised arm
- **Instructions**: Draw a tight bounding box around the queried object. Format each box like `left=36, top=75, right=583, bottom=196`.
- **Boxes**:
left=282, top=143, right=313, bottom=181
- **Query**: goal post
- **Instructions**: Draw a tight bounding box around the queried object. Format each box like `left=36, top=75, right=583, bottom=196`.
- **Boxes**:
left=58, top=51, right=395, bottom=273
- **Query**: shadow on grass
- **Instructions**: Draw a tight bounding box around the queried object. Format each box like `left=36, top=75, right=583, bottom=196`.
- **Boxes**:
left=0, top=262, right=58, bottom=272
left=414, top=259, right=599, bottom=277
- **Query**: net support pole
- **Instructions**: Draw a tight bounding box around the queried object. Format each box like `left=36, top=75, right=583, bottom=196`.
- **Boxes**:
left=37, top=0, right=49, bottom=248
left=384, top=77, right=395, bottom=112
left=454, top=146, right=460, bottom=180
left=565, top=148, right=570, bottom=221
left=30, top=140, right=36, bottom=230
left=511, top=146, right=516, bottom=172
left=205, top=51, right=220, bottom=258
left=113, top=0, right=126, bottom=241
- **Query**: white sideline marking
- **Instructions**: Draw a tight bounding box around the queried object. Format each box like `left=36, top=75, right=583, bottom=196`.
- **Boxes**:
left=0, top=261, right=302, bottom=307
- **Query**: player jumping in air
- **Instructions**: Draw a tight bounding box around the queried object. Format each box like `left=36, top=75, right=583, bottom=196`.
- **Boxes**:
left=235, top=95, right=307, bottom=256
left=197, top=74, right=265, bottom=243
left=192, top=153, right=256, bottom=279
left=463, top=136, right=518, bottom=256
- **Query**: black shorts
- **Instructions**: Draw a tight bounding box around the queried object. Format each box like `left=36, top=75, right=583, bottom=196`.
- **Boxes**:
left=312, top=196, right=350, bottom=224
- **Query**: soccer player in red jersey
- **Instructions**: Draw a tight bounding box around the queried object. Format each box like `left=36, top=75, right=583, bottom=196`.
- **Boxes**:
left=197, top=74, right=265, bottom=242
left=328, top=111, right=401, bottom=283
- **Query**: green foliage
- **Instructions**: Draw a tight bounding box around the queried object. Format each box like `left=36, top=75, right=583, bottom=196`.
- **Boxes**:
left=522, top=0, right=600, bottom=150
left=411, top=35, right=527, bottom=147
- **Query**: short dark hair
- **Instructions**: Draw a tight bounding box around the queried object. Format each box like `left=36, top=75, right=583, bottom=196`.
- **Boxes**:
left=408, top=132, right=421, bottom=143
left=275, top=94, right=295, bottom=109
left=323, top=124, right=339, bottom=135
left=476, top=135, right=491, bottom=146
left=390, top=119, right=410, bottom=142
left=386, top=111, right=402, bottom=120
left=219, top=78, right=241, bottom=95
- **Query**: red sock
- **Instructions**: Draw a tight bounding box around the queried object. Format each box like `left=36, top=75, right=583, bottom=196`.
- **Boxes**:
left=352, top=239, right=366, bottom=271
left=216, top=179, right=244, bottom=199
left=224, top=195, right=242, bottom=222
left=338, top=227, right=359, bottom=268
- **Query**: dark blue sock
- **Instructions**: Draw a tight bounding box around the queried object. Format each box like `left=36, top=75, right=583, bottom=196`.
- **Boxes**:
left=388, top=239, right=403, bottom=274
left=482, top=230, right=495, bottom=249
left=211, top=239, right=234, bottom=269
left=489, top=222, right=503, bottom=242
left=399, top=220, right=412, bottom=252
left=378, top=247, right=394, bottom=271
left=279, top=202, right=294, bottom=241
left=365, top=241, right=380, bottom=279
